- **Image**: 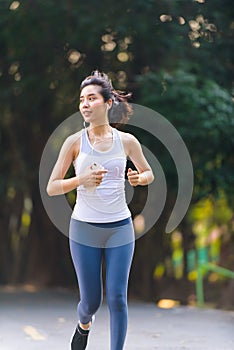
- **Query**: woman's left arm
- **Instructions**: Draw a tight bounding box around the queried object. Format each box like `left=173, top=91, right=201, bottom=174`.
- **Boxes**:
left=122, top=133, right=154, bottom=187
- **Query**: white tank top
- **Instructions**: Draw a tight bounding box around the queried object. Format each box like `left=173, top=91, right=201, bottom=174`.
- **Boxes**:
left=71, top=127, right=131, bottom=223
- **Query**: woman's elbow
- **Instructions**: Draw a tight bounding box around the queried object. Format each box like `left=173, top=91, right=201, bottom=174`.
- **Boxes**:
left=46, top=183, right=54, bottom=196
left=149, top=172, right=155, bottom=184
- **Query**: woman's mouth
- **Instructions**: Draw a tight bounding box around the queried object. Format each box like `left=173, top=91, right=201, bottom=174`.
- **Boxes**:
left=82, top=110, right=92, bottom=116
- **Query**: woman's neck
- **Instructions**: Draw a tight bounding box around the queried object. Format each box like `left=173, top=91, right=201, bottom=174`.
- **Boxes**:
left=88, top=123, right=112, bottom=137
left=87, top=124, right=113, bottom=151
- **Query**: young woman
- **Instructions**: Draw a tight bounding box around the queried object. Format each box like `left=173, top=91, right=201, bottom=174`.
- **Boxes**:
left=47, top=71, right=154, bottom=350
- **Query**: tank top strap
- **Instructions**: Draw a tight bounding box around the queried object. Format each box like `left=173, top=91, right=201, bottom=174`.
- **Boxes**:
left=112, top=128, right=125, bottom=154
left=80, top=128, right=91, bottom=154
left=80, top=127, right=125, bottom=156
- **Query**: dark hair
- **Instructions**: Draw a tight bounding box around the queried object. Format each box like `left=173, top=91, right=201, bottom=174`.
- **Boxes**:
left=80, top=70, right=133, bottom=127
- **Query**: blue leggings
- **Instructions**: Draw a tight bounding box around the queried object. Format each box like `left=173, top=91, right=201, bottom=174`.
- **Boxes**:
left=69, top=218, right=135, bottom=350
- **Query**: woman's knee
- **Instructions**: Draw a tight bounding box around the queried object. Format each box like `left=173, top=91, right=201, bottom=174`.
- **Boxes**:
left=107, top=292, right=127, bottom=312
left=79, top=296, right=102, bottom=317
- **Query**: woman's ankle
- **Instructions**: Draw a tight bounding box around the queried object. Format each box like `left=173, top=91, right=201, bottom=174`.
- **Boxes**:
left=79, top=321, right=91, bottom=331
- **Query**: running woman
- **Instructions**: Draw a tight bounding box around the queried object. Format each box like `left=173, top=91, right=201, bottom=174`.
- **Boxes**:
left=46, top=70, right=154, bottom=350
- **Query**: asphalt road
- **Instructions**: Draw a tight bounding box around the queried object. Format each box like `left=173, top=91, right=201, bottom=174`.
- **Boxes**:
left=0, top=288, right=233, bottom=349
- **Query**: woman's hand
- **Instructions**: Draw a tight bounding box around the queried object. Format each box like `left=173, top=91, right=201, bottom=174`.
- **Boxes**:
left=122, top=133, right=154, bottom=186
left=79, top=164, right=108, bottom=190
left=127, top=167, right=153, bottom=187
left=127, top=168, right=140, bottom=187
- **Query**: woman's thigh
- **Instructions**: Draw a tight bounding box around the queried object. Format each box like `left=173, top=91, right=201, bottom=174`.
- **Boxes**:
left=69, top=220, right=103, bottom=302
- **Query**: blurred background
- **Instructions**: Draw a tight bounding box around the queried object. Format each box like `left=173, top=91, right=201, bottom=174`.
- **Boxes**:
left=0, top=0, right=233, bottom=310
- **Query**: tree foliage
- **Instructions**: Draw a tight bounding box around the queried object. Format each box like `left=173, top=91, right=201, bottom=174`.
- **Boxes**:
left=136, top=69, right=234, bottom=203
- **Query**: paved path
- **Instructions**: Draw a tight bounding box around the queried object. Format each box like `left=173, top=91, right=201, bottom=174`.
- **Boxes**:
left=0, top=288, right=233, bottom=349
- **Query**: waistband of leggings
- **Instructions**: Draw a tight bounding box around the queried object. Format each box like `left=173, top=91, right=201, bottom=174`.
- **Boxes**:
left=83, top=217, right=132, bottom=228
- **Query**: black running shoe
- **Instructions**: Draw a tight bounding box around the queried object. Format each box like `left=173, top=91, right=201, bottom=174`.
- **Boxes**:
left=71, top=325, right=89, bottom=350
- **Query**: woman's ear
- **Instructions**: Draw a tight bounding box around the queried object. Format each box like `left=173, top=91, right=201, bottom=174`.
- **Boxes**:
left=106, top=100, right=112, bottom=110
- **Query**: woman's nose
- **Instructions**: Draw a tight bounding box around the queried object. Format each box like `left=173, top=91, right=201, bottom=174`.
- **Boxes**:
left=82, top=99, right=89, bottom=107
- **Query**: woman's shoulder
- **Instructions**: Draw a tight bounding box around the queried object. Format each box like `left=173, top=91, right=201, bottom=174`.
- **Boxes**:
left=66, top=129, right=83, bottom=143
left=118, top=130, right=138, bottom=144
left=117, top=130, right=139, bottom=155
left=63, top=129, right=84, bottom=159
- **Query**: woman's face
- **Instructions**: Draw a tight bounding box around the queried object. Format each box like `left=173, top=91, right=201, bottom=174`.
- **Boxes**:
left=79, top=84, right=108, bottom=125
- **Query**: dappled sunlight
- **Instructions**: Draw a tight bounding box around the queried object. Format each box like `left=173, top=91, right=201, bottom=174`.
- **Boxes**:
left=171, top=231, right=184, bottom=280
left=133, top=214, right=145, bottom=235
left=153, top=263, right=165, bottom=279
left=178, top=16, right=186, bottom=25
left=7, top=186, right=16, bottom=200
left=9, top=1, right=20, bottom=11
left=8, top=194, right=33, bottom=257
left=0, top=284, right=39, bottom=293
left=14, top=72, right=21, bottom=81
left=23, top=326, right=46, bottom=341
left=101, top=32, right=133, bottom=61
left=67, top=50, right=81, bottom=64
left=192, top=42, right=201, bottom=48
left=102, top=41, right=116, bottom=52
left=101, top=34, right=116, bottom=52
left=117, top=52, right=129, bottom=62
left=189, top=20, right=201, bottom=32
left=159, top=8, right=217, bottom=48
left=157, top=299, right=180, bottom=309
left=188, top=14, right=217, bottom=46
left=8, top=62, right=20, bottom=75
left=22, top=284, right=38, bottom=292
left=101, top=34, right=132, bottom=53
left=20, top=196, right=33, bottom=236
left=58, top=317, right=66, bottom=324
left=208, top=272, right=220, bottom=283
left=116, top=70, right=127, bottom=85
left=160, top=14, right=172, bottom=23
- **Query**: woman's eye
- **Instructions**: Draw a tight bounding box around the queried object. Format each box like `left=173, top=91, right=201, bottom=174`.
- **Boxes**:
left=79, top=96, right=96, bottom=103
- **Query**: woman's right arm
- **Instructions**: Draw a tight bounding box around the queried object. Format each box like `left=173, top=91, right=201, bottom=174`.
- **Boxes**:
left=46, top=132, right=108, bottom=196
left=46, top=134, right=80, bottom=196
